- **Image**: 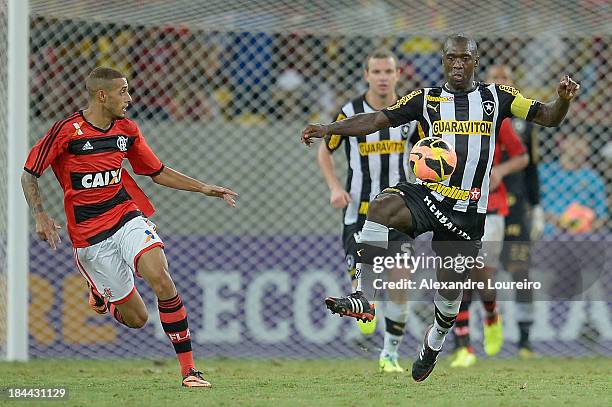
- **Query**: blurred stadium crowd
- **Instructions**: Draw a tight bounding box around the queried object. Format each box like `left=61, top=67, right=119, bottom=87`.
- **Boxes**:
left=30, top=19, right=609, bottom=123
left=29, top=17, right=611, bottom=233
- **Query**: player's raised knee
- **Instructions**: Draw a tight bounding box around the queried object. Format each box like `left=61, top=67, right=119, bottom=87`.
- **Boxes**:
left=368, top=193, right=402, bottom=223
left=368, top=193, right=413, bottom=233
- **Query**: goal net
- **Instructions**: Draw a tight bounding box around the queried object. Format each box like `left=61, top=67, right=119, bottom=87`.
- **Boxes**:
left=3, top=0, right=610, bottom=360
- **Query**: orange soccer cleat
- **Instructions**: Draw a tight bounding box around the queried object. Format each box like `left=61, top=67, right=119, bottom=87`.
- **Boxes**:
left=182, top=368, right=212, bottom=388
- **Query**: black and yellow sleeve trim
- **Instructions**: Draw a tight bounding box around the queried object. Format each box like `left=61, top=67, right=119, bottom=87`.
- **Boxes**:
left=498, top=84, right=540, bottom=121
left=511, top=93, right=540, bottom=121
left=326, top=112, right=347, bottom=151
left=416, top=122, right=426, bottom=139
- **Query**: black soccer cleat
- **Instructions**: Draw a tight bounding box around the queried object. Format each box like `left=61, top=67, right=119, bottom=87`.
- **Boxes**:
left=324, top=291, right=375, bottom=323
left=412, top=325, right=442, bottom=382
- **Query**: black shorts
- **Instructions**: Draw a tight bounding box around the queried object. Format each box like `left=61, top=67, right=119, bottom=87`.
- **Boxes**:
left=342, top=222, right=364, bottom=279
left=383, top=182, right=486, bottom=258
left=502, top=192, right=531, bottom=269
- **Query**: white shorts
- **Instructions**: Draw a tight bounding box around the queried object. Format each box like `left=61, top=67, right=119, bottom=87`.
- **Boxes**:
left=73, top=216, right=164, bottom=304
left=479, top=214, right=505, bottom=268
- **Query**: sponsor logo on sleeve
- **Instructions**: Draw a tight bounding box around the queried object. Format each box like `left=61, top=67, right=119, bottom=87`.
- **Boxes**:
left=498, top=84, right=520, bottom=96
left=387, top=90, right=422, bottom=111
left=73, top=122, right=84, bottom=135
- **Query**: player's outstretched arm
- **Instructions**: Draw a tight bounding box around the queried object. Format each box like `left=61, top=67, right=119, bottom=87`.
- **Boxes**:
left=151, top=166, right=238, bottom=207
left=301, top=111, right=390, bottom=146
left=532, top=75, right=580, bottom=127
left=21, top=171, right=62, bottom=249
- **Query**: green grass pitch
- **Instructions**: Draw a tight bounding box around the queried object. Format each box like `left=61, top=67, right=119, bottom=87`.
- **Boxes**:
left=1, top=357, right=610, bottom=406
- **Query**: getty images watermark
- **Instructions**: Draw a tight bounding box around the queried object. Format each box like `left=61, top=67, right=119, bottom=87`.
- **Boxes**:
left=370, top=252, right=542, bottom=291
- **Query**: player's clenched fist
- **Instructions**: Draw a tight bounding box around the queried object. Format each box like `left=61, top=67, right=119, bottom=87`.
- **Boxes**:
left=301, top=124, right=329, bottom=146
left=557, top=75, right=580, bottom=100
left=330, top=187, right=352, bottom=209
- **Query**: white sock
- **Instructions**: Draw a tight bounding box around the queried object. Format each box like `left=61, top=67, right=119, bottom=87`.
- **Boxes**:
left=427, top=291, right=462, bottom=351
left=516, top=302, right=534, bottom=324
left=428, top=321, right=449, bottom=351
left=382, top=302, right=409, bottom=356
left=354, top=220, right=388, bottom=297
left=382, top=332, right=403, bottom=357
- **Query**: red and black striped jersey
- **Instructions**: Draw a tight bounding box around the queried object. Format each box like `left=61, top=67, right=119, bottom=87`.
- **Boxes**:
left=487, top=118, right=527, bottom=216
left=24, top=111, right=163, bottom=248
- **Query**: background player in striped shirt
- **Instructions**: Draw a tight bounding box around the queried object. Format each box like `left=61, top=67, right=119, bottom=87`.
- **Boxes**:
left=450, top=66, right=530, bottom=366
left=490, top=65, right=545, bottom=359
left=301, top=34, right=580, bottom=381
left=318, top=49, right=417, bottom=373
left=21, top=67, right=238, bottom=388
left=451, top=65, right=530, bottom=367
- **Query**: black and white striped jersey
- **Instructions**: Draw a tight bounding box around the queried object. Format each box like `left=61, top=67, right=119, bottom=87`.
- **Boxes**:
left=382, top=83, right=541, bottom=214
left=325, top=94, right=418, bottom=226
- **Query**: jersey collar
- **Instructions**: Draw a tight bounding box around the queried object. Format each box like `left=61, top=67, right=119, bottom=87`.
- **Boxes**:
left=442, top=81, right=478, bottom=95
left=79, top=110, right=116, bottom=133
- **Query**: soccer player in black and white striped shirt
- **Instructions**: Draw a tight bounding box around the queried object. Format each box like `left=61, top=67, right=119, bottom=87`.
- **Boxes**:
left=302, top=34, right=580, bottom=381
left=318, top=49, right=417, bottom=373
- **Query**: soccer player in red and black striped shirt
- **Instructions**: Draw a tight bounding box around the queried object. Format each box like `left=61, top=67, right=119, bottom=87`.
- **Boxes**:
left=22, top=67, right=238, bottom=388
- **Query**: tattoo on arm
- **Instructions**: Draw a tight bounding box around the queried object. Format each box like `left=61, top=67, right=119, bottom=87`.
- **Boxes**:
left=21, top=172, right=45, bottom=215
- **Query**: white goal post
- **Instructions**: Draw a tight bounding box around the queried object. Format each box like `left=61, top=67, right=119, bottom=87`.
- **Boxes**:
left=6, top=0, right=29, bottom=361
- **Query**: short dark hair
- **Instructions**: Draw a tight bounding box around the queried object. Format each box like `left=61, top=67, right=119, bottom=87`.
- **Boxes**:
left=442, top=34, right=478, bottom=56
left=86, top=67, right=126, bottom=96
left=363, top=48, right=399, bottom=71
